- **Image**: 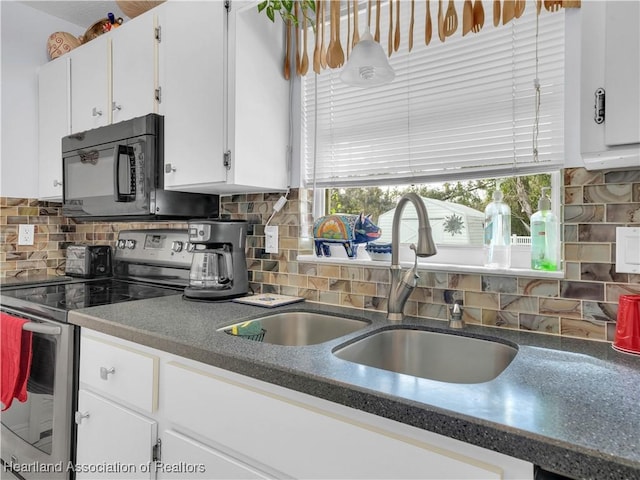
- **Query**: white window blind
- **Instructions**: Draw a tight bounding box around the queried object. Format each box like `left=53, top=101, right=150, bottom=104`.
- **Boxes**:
left=301, top=1, right=565, bottom=187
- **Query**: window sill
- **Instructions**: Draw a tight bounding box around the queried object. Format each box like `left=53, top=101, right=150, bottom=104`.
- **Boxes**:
left=297, top=244, right=564, bottom=279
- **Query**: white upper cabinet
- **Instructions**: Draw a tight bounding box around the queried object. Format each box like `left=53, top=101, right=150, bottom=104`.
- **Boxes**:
left=579, top=1, right=640, bottom=170
left=70, top=34, right=110, bottom=133
left=226, top=1, right=289, bottom=194
left=158, top=1, right=290, bottom=194
left=156, top=1, right=226, bottom=191
left=111, top=12, right=158, bottom=124
left=70, top=12, right=158, bottom=134
left=38, top=56, right=70, bottom=201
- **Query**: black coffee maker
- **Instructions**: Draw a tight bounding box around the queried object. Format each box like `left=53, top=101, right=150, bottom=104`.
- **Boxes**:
left=184, top=220, right=249, bottom=300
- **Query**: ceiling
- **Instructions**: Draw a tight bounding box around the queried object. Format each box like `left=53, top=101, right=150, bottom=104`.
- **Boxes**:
left=19, top=1, right=127, bottom=29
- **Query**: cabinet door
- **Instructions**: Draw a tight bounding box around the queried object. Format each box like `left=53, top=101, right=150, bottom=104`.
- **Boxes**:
left=158, top=430, right=272, bottom=480
left=70, top=35, right=110, bottom=133
left=38, top=56, right=70, bottom=200
left=604, top=1, right=640, bottom=146
left=111, top=12, right=158, bottom=124
left=75, top=389, right=157, bottom=480
left=228, top=2, right=289, bottom=192
left=157, top=2, right=226, bottom=192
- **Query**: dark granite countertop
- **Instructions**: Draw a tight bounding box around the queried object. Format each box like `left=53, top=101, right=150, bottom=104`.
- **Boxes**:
left=69, top=295, right=640, bottom=480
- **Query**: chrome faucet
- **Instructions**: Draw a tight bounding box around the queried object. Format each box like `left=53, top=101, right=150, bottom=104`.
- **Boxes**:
left=387, top=193, right=437, bottom=321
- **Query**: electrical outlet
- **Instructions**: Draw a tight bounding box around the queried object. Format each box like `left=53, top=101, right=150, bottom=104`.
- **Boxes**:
left=18, top=224, right=35, bottom=246
left=265, top=225, right=279, bottom=254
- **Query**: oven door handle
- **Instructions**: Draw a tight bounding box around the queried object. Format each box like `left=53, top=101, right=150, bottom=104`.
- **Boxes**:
left=23, top=322, right=62, bottom=336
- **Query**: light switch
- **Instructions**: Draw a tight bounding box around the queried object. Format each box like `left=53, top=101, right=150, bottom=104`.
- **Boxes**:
left=616, top=227, right=640, bottom=273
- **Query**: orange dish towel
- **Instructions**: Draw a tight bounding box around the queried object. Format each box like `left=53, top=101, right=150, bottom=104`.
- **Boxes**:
left=1, top=313, right=33, bottom=410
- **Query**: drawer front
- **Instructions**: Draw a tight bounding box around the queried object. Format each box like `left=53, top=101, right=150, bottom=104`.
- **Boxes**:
left=80, top=334, right=159, bottom=412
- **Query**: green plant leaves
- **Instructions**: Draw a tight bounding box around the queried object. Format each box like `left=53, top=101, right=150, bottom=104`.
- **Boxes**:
left=256, top=0, right=316, bottom=28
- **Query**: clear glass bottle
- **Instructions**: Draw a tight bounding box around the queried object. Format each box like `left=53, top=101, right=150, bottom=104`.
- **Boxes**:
left=484, top=189, right=511, bottom=268
left=530, top=187, right=558, bottom=271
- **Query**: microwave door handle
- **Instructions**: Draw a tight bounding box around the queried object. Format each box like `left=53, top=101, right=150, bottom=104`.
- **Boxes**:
left=113, top=145, right=136, bottom=202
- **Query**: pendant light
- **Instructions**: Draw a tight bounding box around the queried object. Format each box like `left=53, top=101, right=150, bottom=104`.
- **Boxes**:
left=340, top=2, right=395, bottom=88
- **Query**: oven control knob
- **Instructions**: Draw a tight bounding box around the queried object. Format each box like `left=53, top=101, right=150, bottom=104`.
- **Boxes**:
left=117, top=239, right=126, bottom=249
left=125, top=239, right=136, bottom=250
left=171, top=241, right=183, bottom=253
left=185, top=242, right=195, bottom=253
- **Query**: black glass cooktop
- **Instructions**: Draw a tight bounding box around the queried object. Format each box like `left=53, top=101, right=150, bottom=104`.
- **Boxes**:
left=1, top=279, right=182, bottom=312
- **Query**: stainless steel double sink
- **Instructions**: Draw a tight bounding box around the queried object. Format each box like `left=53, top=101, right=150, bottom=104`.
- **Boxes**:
left=219, top=311, right=517, bottom=384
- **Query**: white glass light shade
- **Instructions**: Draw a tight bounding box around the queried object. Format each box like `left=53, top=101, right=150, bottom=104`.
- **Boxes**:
left=339, top=29, right=395, bottom=88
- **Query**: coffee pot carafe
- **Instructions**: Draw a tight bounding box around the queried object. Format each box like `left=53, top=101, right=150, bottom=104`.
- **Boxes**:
left=184, top=220, right=248, bottom=300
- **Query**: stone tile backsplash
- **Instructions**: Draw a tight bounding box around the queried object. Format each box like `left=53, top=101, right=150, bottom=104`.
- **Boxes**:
left=2, top=167, right=639, bottom=344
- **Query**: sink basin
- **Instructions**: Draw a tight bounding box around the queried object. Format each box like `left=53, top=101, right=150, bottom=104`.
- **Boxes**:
left=333, top=328, right=517, bottom=384
left=219, top=312, right=369, bottom=346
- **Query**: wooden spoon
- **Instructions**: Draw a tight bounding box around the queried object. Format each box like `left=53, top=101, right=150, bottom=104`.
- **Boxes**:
left=394, top=0, right=400, bottom=52
left=493, top=0, right=500, bottom=27
left=294, top=2, right=301, bottom=75
left=425, top=0, right=432, bottom=45
left=347, top=0, right=351, bottom=58
left=375, top=0, right=381, bottom=42
left=320, top=0, right=328, bottom=69
left=313, top=1, right=321, bottom=73
left=283, top=20, right=291, bottom=80
left=462, top=0, right=473, bottom=36
left=514, top=0, right=525, bottom=18
left=301, top=10, right=309, bottom=74
left=353, top=0, right=360, bottom=48
left=409, top=0, right=415, bottom=51
left=327, top=0, right=344, bottom=68
left=437, top=0, right=445, bottom=42
left=388, top=0, right=393, bottom=57
left=502, top=0, right=515, bottom=25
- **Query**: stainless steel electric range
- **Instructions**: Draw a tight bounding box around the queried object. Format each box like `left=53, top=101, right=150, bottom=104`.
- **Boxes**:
left=1, top=229, right=194, bottom=480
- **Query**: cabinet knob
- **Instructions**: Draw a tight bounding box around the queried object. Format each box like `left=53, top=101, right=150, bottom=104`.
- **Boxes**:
left=75, top=411, right=90, bottom=425
left=165, top=163, right=177, bottom=174
left=99, top=366, right=115, bottom=380
left=112, top=102, right=122, bottom=111
left=92, top=107, right=103, bottom=117
left=53, top=179, right=62, bottom=187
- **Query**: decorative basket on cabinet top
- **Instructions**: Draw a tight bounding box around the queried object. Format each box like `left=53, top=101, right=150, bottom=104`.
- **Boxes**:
left=47, top=31, right=81, bottom=60
left=116, top=0, right=166, bottom=19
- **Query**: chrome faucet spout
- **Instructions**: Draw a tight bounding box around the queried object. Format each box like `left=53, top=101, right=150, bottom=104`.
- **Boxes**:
left=387, top=193, right=437, bottom=321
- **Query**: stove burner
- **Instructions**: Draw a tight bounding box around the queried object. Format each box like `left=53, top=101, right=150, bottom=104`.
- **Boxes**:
left=2, top=279, right=183, bottom=313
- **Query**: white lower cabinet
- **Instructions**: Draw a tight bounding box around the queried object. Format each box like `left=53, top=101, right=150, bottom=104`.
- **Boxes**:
left=157, top=430, right=271, bottom=480
left=77, top=330, right=534, bottom=480
left=75, top=390, right=157, bottom=480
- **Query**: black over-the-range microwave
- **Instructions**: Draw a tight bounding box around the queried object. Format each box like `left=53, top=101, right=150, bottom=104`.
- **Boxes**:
left=61, top=113, right=219, bottom=221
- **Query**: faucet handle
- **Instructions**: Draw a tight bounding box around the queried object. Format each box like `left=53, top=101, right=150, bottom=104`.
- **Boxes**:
left=409, top=244, right=419, bottom=271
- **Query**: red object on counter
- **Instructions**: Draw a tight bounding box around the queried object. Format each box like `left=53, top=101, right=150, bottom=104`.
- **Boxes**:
left=613, top=295, right=640, bottom=355
left=1, top=312, right=33, bottom=410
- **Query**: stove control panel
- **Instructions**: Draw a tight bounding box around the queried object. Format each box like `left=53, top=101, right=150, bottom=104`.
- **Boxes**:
left=114, top=229, right=193, bottom=268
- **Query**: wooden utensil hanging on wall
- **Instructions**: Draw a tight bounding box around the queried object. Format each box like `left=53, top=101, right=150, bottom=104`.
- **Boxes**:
left=284, top=19, right=291, bottom=79
left=353, top=0, right=360, bottom=48
left=314, top=0, right=322, bottom=73
left=426, top=0, right=432, bottom=45
left=394, top=0, right=401, bottom=52
left=388, top=0, right=393, bottom=56
left=409, top=0, right=415, bottom=51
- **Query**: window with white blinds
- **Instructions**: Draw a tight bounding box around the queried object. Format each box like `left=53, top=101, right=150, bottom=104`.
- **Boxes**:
left=301, top=1, right=565, bottom=188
